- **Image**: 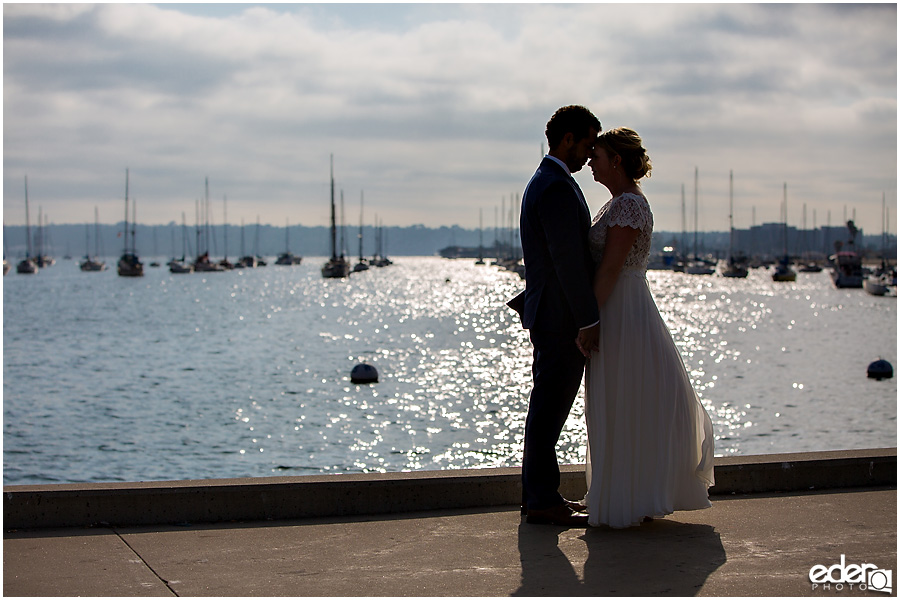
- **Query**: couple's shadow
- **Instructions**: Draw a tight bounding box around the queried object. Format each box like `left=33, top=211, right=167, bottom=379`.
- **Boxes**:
left=513, top=518, right=726, bottom=596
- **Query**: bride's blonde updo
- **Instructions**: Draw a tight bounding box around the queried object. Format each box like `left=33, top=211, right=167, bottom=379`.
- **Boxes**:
left=596, top=127, right=652, bottom=181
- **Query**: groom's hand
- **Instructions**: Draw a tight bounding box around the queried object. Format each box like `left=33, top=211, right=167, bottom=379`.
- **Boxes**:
left=575, top=323, right=600, bottom=358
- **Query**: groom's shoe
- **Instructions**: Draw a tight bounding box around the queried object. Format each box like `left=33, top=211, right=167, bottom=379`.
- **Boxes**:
left=526, top=503, right=589, bottom=526
left=565, top=499, right=588, bottom=513
left=523, top=500, right=586, bottom=515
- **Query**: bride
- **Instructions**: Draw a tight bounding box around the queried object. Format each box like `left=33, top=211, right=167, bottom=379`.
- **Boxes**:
left=582, top=127, right=715, bottom=528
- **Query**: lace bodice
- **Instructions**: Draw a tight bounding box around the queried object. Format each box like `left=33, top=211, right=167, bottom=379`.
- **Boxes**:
left=589, top=192, right=654, bottom=271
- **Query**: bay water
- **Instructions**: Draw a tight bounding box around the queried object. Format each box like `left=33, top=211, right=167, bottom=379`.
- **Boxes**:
left=3, top=257, right=896, bottom=485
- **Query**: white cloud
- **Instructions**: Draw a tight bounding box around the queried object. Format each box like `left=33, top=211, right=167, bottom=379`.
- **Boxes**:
left=2, top=3, right=896, bottom=235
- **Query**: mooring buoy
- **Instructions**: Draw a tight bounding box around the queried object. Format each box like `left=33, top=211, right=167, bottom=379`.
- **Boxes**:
left=351, top=363, right=379, bottom=384
left=867, top=359, right=893, bottom=380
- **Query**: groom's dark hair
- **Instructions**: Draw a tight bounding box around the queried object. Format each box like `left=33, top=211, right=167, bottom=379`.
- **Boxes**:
left=545, top=105, right=601, bottom=150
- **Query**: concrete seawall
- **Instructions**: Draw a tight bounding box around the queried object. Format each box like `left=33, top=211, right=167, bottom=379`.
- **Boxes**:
left=4, top=448, right=895, bottom=529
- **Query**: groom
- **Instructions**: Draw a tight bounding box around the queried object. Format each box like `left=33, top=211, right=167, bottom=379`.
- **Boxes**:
left=518, top=105, right=600, bottom=526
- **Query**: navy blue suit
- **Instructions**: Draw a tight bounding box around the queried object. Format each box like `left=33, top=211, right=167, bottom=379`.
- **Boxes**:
left=519, top=157, right=599, bottom=511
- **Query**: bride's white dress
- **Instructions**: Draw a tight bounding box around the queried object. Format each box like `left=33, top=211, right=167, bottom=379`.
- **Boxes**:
left=584, top=192, right=715, bottom=528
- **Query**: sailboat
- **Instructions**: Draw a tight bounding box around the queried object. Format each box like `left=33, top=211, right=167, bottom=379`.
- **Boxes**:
left=148, top=228, right=161, bottom=268
left=798, top=260, right=823, bottom=273
left=275, top=218, right=302, bottom=265
left=864, top=193, right=894, bottom=296
left=797, top=204, right=823, bottom=272
left=170, top=212, right=194, bottom=273
left=117, top=169, right=144, bottom=277
left=34, top=207, right=55, bottom=268
left=254, top=216, right=267, bottom=266
left=80, top=206, right=107, bottom=271
left=352, top=190, right=369, bottom=273
left=672, top=184, right=687, bottom=271
left=686, top=167, right=715, bottom=275
left=865, top=269, right=891, bottom=296
left=865, top=266, right=894, bottom=296
left=772, top=183, right=796, bottom=282
left=236, top=218, right=257, bottom=268
left=722, top=170, right=748, bottom=278
left=322, top=155, right=350, bottom=278
left=475, top=208, right=485, bottom=265
left=193, top=178, right=224, bottom=272
left=217, top=195, right=234, bottom=270
left=16, top=176, right=38, bottom=274
left=371, top=217, right=393, bottom=267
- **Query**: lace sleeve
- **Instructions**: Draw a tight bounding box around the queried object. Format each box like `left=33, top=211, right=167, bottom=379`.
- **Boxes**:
left=605, top=193, right=650, bottom=232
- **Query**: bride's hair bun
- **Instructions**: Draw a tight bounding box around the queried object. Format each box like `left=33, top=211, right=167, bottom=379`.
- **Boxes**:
left=597, top=127, right=652, bottom=181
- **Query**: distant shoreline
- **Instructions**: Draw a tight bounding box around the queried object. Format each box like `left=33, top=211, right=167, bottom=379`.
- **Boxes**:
left=3, top=222, right=896, bottom=262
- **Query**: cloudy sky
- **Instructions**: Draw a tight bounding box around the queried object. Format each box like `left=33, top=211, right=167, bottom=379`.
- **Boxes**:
left=3, top=3, right=897, bottom=234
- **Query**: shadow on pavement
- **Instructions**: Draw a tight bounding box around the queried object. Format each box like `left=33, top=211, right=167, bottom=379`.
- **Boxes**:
left=515, top=518, right=726, bottom=596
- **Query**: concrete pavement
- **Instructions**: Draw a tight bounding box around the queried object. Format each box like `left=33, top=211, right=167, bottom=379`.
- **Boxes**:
left=4, top=488, right=896, bottom=596
left=4, top=450, right=897, bottom=597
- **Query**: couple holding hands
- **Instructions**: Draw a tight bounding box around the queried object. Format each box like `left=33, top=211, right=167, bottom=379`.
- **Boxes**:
left=514, top=105, right=715, bottom=528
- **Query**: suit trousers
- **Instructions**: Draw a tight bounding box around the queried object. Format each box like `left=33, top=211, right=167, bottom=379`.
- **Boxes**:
left=522, top=327, right=587, bottom=511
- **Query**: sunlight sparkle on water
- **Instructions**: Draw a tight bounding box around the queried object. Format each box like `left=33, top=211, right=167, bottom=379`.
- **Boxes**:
left=2, top=258, right=896, bottom=483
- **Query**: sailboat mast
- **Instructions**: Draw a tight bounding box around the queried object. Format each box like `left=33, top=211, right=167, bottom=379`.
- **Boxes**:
left=182, top=211, right=188, bottom=260
left=255, top=215, right=261, bottom=257
left=223, top=195, right=228, bottom=260
left=204, top=177, right=210, bottom=255
left=479, top=208, right=484, bottom=249
left=501, top=195, right=505, bottom=259
left=783, top=182, right=788, bottom=256
left=802, top=203, right=808, bottom=257
left=195, top=198, right=201, bottom=258
left=94, top=206, right=101, bottom=257
left=358, top=190, right=364, bottom=262
left=340, top=190, right=345, bottom=259
left=24, top=176, right=32, bottom=258
left=131, top=198, right=137, bottom=254
left=508, top=194, right=516, bottom=260
left=123, top=169, right=129, bottom=253
left=38, top=207, right=43, bottom=258
left=729, top=170, right=734, bottom=257
left=680, top=183, right=685, bottom=259
left=494, top=206, right=498, bottom=251
left=372, top=213, right=378, bottom=260
left=330, top=154, right=337, bottom=260
left=693, top=167, right=698, bottom=260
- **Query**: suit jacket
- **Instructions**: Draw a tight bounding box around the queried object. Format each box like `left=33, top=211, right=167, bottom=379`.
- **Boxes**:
left=517, top=157, right=599, bottom=333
